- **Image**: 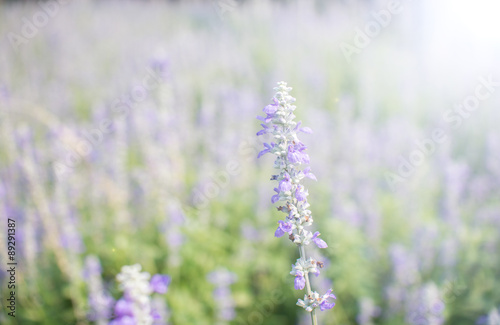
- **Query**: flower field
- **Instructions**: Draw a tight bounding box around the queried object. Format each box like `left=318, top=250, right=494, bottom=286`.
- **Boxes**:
left=0, top=1, right=499, bottom=324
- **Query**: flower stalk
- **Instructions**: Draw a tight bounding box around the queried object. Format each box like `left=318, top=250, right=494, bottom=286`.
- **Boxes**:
left=257, top=82, right=336, bottom=323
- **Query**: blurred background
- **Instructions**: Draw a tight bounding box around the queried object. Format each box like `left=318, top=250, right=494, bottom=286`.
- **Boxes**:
left=0, top=0, right=499, bottom=324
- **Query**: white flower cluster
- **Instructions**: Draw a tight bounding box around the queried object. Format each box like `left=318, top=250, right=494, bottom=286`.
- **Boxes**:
left=116, top=264, right=154, bottom=325
left=290, top=257, right=321, bottom=278
left=297, top=291, right=322, bottom=312
left=296, top=289, right=336, bottom=312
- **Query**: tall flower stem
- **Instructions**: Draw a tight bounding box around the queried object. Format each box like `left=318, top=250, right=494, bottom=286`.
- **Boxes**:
left=257, top=82, right=336, bottom=322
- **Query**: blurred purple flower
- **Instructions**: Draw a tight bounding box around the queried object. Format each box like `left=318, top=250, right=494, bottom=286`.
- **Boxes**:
left=109, top=315, right=135, bottom=325
left=150, top=274, right=171, bottom=294
left=84, top=255, right=114, bottom=322
left=220, top=308, right=236, bottom=321
left=114, top=298, right=134, bottom=317
left=207, top=269, right=238, bottom=286
left=149, top=49, right=170, bottom=81
left=207, top=269, right=237, bottom=322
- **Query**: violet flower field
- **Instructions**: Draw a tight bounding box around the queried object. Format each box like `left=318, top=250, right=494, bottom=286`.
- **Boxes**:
left=0, top=1, right=499, bottom=324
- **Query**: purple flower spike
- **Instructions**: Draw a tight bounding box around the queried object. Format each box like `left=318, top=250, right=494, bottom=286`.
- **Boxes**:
left=294, top=271, right=306, bottom=290
left=312, top=231, right=328, bottom=248
left=258, top=82, right=336, bottom=316
left=150, top=274, right=171, bottom=294
left=275, top=220, right=293, bottom=237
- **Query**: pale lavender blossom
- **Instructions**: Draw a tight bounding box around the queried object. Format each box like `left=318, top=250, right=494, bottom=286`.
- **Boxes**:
left=405, top=283, right=445, bottom=325
left=114, top=299, right=134, bottom=317
left=294, top=271, right=306, bottom=290
left=149, top=49, right=170, bottom=81
left=356, top=297, right=381, bottom=325
left=207, top=268, right=237, bottom=323
left=151, top=296, right=170, bottom=325
left=84, top=255, right=114, bottom=324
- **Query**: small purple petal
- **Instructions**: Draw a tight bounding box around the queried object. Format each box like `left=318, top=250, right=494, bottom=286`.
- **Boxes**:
left=256, top=129, right=267, bottom=136
left=151, top=308, right=162, bottom=321
left=271, top=188, right=280, bottom=203
left=320, top=300, right=335, bottom=311
left=275, top=220, right=292, bottom=237
left=257, top=148, right=270, bottom=158
left=306, top=173, right=317, bottom=181
left=294, top=271, right=306, bottom=290
left=312, top=231, right=328, bottom=248
left=324, top=289, right=337, bottom=299
left=302, top=167, right=317, bottom=181
left=314, top=238, right=328, bottom=248
left=280, top=221, right=292, bottom=232
left=299, top=127, right=313, bottom=134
